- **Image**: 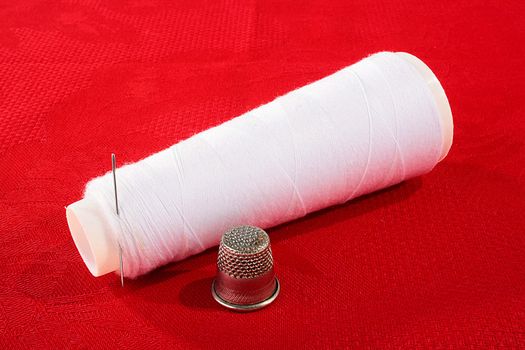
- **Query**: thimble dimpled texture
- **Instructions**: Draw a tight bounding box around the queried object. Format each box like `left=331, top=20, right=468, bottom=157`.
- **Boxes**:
left=214, top=226, right=278, bottom=307
left=218, top=226, right=274, bottom=278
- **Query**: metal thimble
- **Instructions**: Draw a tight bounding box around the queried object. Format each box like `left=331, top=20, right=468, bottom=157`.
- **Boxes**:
left=212, top=225, right=280, bottom=311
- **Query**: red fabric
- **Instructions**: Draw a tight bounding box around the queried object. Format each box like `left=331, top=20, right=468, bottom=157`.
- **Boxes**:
left=1, top=1, right=524, bottom=348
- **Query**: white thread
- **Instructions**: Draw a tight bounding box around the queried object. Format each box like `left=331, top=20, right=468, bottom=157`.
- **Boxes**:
left=84, top=52, right=443, bottom=278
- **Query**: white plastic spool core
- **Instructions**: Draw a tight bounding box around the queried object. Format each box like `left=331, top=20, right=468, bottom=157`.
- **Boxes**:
left=66, top=52, right=453, bottom=277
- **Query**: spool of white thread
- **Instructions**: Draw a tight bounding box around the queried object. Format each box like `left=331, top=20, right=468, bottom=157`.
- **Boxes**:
left=66, top=52, right=453, bottom=278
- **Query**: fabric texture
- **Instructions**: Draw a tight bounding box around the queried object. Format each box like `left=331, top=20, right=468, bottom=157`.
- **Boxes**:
left=0, top=1, right=523, bottom=348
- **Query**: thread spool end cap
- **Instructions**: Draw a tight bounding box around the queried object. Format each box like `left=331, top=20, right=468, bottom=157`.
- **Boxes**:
left=396, top=52, right=454, bottom=161
left=66, top=198, right=120, bottom=277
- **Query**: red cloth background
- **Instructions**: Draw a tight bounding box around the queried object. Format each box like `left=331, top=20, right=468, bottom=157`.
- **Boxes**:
left=1, top=1, right=524, bottom=348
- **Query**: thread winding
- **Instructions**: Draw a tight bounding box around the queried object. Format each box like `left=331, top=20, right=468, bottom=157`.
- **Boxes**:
left=83, top=52, right=444, bottom=278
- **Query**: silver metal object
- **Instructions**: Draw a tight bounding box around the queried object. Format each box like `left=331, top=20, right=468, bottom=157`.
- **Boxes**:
left=118, top=244, right=124, bottom=288
left=212, top=225, right=279, bottom=311
left=111, top=153, right=119, bottom=216
left=112, top=153, right=124, bottom=287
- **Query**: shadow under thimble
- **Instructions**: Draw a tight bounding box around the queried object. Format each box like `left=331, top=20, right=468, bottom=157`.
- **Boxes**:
left=212, top=226, right=279, bottom=311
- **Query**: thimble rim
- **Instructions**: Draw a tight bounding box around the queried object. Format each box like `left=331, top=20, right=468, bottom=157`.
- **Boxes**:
left=211, top=277, right=280, bottom=312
